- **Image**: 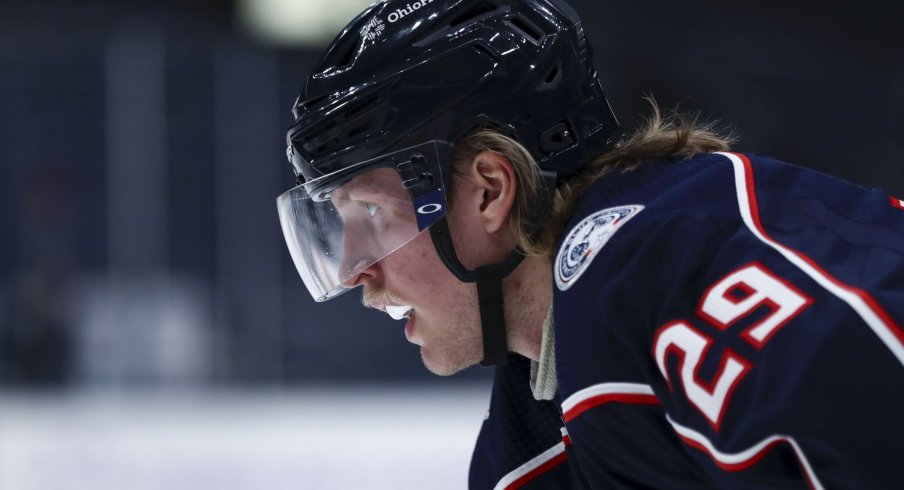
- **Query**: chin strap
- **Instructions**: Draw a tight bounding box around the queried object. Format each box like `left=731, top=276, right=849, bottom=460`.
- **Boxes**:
left=428, top=220, right=523, bottom=366
left=427, top=169, right=558, bottom=367
left=474, top=259, right=523, bottom=366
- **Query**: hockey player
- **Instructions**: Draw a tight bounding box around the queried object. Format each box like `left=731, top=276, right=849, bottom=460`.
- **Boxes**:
left=275, top=0, right=904, bottom=487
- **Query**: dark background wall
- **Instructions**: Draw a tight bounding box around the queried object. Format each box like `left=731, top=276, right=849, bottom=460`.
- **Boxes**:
left=0, top=0, right=900, bottom=388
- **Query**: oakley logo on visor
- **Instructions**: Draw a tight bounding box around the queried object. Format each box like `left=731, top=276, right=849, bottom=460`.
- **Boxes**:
left=413, top=189, right=446, bottom=231
left=417, top=203, right=443, bottom=214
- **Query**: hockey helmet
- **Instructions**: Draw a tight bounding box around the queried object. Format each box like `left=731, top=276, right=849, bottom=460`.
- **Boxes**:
left=278, top=0, right=620, bottom=305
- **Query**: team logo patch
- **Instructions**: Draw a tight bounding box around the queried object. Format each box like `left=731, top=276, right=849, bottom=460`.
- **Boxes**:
left=555, top=205, right=644, bottom=291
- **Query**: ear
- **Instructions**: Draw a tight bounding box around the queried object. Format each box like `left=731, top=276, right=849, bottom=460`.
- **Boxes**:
left=464, top=150, right=518, bottom=234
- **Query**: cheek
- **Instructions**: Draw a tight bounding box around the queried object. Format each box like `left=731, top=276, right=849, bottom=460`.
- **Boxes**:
left=384, top=233, right=467, bottom=299
left=382, top=233, right=444, bottom=286
left=445, top=208, right=504, bottom=271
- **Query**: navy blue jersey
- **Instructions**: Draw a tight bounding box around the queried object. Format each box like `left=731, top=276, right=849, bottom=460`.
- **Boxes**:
left=469, top=354, right=583, bottom=489
left=470, top=152, right=904, bottom=489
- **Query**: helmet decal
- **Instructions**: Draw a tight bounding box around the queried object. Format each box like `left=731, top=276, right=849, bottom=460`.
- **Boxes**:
left=386, top=0, right=437, bottom=23
left=360, top=16, right=386, bottom=41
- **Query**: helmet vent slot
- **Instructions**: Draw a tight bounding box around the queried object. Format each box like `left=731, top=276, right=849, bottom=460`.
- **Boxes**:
left=506, top=15, right=543, bottom=45
left=336, top=40, right=360, bottom=68
left=345, top=120, right=374, bottom=140
left=413, top=1, right=507, bottom=47
left=345, top=95, right=381, bottom=118
left=543, top=63, right=561, bottom=86
left=323, top=35, right=361, bottom=70
left=449, top=1, right=500, bottom=27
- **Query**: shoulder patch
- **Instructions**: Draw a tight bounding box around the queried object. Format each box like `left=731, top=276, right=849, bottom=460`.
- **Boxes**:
left=555, top=205, right=644, bottom=291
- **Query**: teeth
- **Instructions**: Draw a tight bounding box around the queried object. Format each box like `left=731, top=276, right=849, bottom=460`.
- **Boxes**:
left=385, top=305, right=414, bottom=320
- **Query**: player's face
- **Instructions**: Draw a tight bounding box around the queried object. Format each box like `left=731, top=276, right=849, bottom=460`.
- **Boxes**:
left=331, top=168, right=421, bottom=281
left=335, top=169, right=486, bottom=376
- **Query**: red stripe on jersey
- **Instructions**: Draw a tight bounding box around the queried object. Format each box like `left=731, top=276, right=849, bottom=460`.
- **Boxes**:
left=722, top=152, right=904, bottom=367
left=561, top=383, right=661, bottom=423
left=563, top=392, right=660, bottom=423
left=668, top=415, right=824, bottom=489
left=675, top=432, right=780, bottom=471
left=503, top=451, right=568, bottom=490
left=890, top=196, right=904, bottom=211
left=494, top=434, right=571, bottom=490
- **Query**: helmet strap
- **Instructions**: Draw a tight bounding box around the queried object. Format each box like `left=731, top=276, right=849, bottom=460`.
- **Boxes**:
left=474, top=257, right=524, bottom=366
left=428, top=219, right=523, bottom=366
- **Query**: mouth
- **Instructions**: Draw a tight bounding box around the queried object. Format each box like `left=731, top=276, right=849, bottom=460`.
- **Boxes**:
left=385, top=305, right=414, bottom=320
left=362, top=289, right=413, bottom=321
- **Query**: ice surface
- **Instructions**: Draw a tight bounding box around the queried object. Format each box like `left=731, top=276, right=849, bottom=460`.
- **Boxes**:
left=0, top=384, right=490, bottom=490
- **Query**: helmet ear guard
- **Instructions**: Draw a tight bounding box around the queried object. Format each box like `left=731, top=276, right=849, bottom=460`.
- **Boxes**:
left=282, top=0, right=619, bottom=366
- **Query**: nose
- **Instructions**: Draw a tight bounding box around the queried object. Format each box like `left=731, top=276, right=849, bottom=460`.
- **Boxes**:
left=340, top=257, right=379, bottom=288
left=338, top=226, right=380, bottom=288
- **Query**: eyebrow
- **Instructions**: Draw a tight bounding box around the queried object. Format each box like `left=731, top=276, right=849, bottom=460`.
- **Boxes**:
left=329, top=175, right=368, bottom=203
left=331, top=181, right=384, bottom=207
left=334, top=170, right=402, bottom=203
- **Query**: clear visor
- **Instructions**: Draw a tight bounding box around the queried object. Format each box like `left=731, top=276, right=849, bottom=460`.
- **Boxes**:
left=277, top=141, right=451, bottom=301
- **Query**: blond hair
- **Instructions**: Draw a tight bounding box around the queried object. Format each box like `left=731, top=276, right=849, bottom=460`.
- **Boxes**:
left=453, top=100, right=734, bottom=257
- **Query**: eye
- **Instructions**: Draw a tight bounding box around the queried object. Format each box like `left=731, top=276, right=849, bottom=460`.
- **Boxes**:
left=363, top=202, right=379, bottom=217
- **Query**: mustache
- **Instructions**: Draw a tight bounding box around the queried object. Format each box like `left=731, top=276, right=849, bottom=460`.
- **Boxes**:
left=361, top=287, right=407, bottom=308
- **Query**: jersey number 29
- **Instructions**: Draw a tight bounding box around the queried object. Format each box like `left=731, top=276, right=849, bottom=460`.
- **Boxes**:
left=653, top=262, right=812, bottom=430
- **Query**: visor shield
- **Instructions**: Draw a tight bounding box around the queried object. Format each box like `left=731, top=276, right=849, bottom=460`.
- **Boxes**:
left=277, top=141, right=452, bottom=301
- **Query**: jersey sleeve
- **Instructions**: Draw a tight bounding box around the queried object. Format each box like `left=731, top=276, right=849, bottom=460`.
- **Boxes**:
left=650, top=214, right=904, bottom=489
left=554, top=152, right=904, bottom=489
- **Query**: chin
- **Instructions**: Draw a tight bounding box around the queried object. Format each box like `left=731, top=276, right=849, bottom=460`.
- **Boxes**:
left=420, top=348, right=477, bottom=377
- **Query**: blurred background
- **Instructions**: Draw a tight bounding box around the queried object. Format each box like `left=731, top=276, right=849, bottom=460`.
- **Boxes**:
left=0, top=0, right=901, bottom=488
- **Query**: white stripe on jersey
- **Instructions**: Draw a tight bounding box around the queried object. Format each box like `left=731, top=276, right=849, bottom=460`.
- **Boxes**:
left=560, top=382, right=658, bottom=422
left=717, top=151, right=904, bottom=368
